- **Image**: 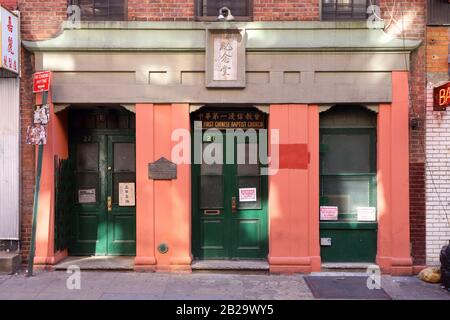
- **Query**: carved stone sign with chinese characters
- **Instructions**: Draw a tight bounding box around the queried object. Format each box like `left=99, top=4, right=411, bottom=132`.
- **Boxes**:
left=213, top=34, right=238, bottom=81
left=206, top=29, right=246, bottom=88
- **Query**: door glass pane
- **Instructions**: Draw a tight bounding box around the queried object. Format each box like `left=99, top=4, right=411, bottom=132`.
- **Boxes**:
left=321, top=133, right=372, bottom=174
left=76, top=173, right=98, bottom=203
left=114, top=143, right=135, bottom=172
left=321, top=175, right=372, bottom=214
left=237, top=143, right=259, bottom=176
left=237, top=176, right=261, bottom=209
left=200, top=175, right=224, bottom=208
left=77, top=143, right=98, bottom=171
left=201, top=142, right=223, bottom=175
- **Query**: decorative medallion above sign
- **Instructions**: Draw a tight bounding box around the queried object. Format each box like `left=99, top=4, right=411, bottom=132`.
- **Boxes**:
left=206, top=29, right=246, bottom=88
left=149, top=157, right=177, bottom=180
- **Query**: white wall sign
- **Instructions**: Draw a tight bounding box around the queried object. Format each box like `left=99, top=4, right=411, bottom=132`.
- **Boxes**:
left=239, top=188, right=257, bottom=202
left=119, top=183, right=135, bottom=206
left=357, top=207, right=377, bottom=221
left=320, top=206, right=339, bottom=221
left=0, top=7, right=19, bottom=74
left=78, top=189, right=96, bottom=204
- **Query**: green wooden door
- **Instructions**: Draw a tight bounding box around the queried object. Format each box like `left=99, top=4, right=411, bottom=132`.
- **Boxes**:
left=192, top=130, right=268, bottom=260
left=70, top=132, right=136, bottom=256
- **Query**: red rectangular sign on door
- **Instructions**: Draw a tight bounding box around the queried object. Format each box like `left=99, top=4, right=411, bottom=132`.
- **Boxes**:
left=33, top=71, right=51, bottom=93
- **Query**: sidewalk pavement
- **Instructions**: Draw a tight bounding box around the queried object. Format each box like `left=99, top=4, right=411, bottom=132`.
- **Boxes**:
left=0, top=270, right=449, bottom=300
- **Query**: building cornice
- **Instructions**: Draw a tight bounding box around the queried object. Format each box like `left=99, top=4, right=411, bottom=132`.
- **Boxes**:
left=23, top=21, right=421, bottom=53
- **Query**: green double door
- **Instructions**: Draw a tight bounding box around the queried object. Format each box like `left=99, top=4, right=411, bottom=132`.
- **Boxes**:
left=193, top=131, right=268, bottom=260
left=70, top=132, right=136, bottom=256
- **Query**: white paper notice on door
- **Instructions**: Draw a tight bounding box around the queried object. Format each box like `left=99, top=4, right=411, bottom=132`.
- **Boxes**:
left=239, top=188, right=257, bottom=202
left=78, top=189, right=96, bottom=204
left=119, top=183, right=136, bottom=206
left=320, top=206, right=338, bottom=221
left=357, top=207, right=377, bottom=221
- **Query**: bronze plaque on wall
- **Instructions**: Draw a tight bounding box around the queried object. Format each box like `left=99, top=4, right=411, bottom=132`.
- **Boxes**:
left=149, top=157, right=177, bottom=180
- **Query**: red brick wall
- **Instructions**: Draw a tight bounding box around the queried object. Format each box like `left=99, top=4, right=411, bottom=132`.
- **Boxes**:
left=253, top=0, right=319, bottom=21
left=128, top=0, right=194, bottom=21
left=19, top=47, right=34, bottom=263
left=127, top=0, right=321, bottom=21
left=18, top=0, right=67, bottom=41
left=15, top=0, right=66, bottom=263
left=0, top=0, right=18, bottom=10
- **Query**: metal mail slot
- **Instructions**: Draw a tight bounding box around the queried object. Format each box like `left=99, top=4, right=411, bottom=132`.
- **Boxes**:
left=204, top=210, right=220, bottom=215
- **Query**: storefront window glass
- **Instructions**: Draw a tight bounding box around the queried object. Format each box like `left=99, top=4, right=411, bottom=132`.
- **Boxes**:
left=319, top=106, right=377, bottom=221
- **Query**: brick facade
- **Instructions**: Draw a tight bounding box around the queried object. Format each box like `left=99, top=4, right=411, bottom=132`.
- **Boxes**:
left=0, top=0, right=427, bottom=266
left=425, top=26, right=450, bottom=265
left=379, top=0, right=427, bottom=266
left=1, top=0, right=17, bottom=9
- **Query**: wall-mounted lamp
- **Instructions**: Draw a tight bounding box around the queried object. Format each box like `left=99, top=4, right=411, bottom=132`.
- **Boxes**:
left=218, top=7, right=235, bottom=21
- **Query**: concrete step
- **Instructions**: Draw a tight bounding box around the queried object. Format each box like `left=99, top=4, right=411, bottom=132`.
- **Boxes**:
left=191, top=260, right=269, bottom=274
left=320, top=262, right=376, bottom=273
left=54, top=256, right=134, bottom=271
left=0, top=252, right=21, bottom=274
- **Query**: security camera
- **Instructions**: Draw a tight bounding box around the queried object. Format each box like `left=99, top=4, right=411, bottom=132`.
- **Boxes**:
left=218, top=6, right=235, bottom=21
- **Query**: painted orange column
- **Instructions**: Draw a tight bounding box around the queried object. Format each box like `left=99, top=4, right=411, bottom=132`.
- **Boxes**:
left=34, top=76, right=69, bottom=266
left=168, top=104, right=192, bottom=268
left=134, top=104, right=191, bottom=271
left=376, top=71, right=413, bottom=275
left=308, top=105, right=321, bottom=271
left=268, top=104, right=321, bottom=273
left=135, top=104, right=156, bottom=270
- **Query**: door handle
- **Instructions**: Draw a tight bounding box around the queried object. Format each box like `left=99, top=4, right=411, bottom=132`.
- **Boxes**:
left=231, top=196, right=237, bottom=213
left=107, top=196, right=112, bottom=212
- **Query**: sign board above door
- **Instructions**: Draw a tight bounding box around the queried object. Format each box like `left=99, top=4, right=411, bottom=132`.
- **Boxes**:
left=193, top=109, right=266, bottom=129
left=0, top=6, right=19, bottom=74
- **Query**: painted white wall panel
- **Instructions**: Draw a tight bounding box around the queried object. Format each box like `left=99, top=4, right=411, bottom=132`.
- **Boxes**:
left=0, top=77, right=20, bottom=240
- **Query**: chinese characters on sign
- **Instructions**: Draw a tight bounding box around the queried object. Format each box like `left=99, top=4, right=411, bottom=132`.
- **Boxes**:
left=119, top=183, right=135, bottom=206
left=193, top=110, right=266, bottom=129
left=213, top=34, right=238, bottom=81
left=0, top=6, right=19, bottom=74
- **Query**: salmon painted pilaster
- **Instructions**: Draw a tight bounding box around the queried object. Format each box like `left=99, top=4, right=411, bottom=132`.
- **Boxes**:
left=268, top=104, right=321, bottom=273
